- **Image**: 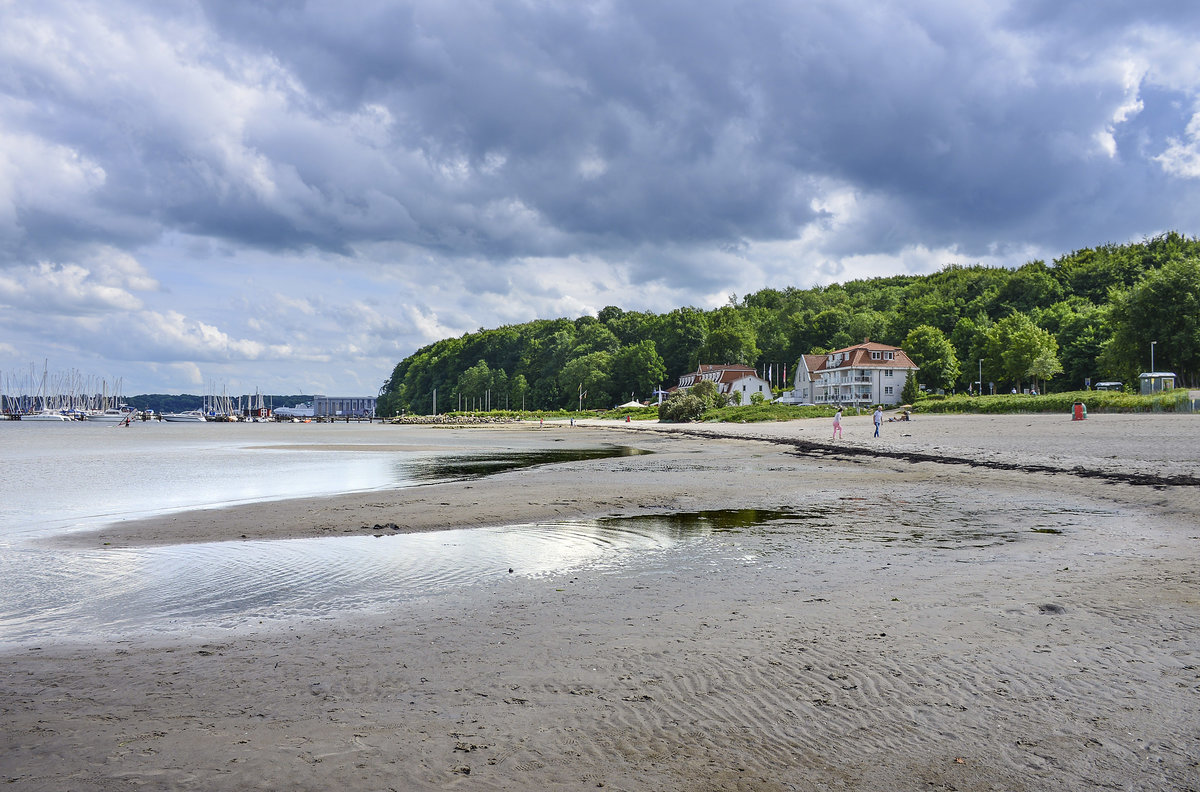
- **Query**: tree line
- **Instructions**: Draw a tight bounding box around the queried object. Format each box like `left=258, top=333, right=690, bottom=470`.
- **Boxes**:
left=378, top=232, right=1200, bottom=415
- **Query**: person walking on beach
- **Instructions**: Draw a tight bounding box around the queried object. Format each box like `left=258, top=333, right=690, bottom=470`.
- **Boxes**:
left=832, top=407, right=843, bottom=439
left=873, top=406, right=883, bottom=438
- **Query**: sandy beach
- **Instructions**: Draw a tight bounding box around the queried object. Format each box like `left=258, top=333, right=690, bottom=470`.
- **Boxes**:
left=3, top=413, right=1199, bottom=790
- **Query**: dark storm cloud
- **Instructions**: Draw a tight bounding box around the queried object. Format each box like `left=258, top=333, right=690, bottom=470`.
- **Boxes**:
left=187, top=0, right=1198, bottom=260
left=3, top=0, right=1199, bottom=286
left=3, top=0, right=1199, bottom=394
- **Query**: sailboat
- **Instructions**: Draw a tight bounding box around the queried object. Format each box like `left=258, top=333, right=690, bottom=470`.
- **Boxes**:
left=23, top=361, right=72, bottom=420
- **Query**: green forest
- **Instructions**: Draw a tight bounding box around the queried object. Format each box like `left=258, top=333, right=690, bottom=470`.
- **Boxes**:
left=378, top=233, right=1200, bottom=416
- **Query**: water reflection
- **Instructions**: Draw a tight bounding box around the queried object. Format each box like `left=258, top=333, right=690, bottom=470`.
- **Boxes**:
left=0, top=503, right=1093, bottom=646
left=0, top=516, right=694, bottom=645
left=597, top=508, right=815, bottom=536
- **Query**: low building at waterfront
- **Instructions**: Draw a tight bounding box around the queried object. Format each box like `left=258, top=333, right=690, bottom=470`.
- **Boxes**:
left=311, top=395, right=376, bottom=417
left=274, top=395, right=377, bottom=418
left=673, top=364, right=772, bottom=404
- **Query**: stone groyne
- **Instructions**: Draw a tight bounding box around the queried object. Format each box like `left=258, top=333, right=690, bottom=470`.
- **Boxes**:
left=385, top=415, right=523, bottom=425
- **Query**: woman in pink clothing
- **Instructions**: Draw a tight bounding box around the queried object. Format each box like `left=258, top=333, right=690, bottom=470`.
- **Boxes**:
left=832, top=407, right=843, bottom=439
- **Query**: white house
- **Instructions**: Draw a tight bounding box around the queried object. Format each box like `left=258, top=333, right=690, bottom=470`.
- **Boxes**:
left=674, top=364, right=772, bottom=404
left=779, top=341, right=918, bottom=407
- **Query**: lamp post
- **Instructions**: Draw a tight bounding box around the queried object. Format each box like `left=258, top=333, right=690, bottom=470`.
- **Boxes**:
left=1151, top=341, right=1156, bottom=373
left=978, top=359, right=983, bottom=396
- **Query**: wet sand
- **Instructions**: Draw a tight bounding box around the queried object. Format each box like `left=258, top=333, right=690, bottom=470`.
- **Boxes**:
left=4, top=413, right=1199, bottom=790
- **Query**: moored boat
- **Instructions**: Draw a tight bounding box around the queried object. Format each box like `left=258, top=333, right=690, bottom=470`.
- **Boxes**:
left=86, top=407, right=136, bottom=423
left=162, top=410, right=208, bottom=422
left=21, top=410, right=71, bottom=421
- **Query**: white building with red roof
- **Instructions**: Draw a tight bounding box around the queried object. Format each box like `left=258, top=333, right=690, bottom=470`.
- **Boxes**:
left=673, top=364, right=772, bottom=405
left=782, top=341, right=918, bottom=406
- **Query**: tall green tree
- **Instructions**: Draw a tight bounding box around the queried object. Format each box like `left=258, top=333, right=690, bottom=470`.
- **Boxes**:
left=571, top=323, right=620, bottom=356
left=1102, top=256, right=1200, bottom=386
left=901, top=370, right=920, bottom=404
left=611, top=340, right=667, bottom=402
left=995, top=260, right=1063, bottom=313
left=1027, top=348, right=1063, bottom=393
left=1034, top=299, right=1106, bottom=389
left=558, top=352, right=614, bottom=409
left=655, top=307, right=708, bottom=378
left=698, top=307, right=759, bottom=365
left=510, top=374, right=530, bottom=411
left=457, top=359, right=493, bottom=410
left=985, top=313, right=1061, bottom=392
left=903, top=325, right=961, bottom=392
left=950, top=314, right=991, bottom=390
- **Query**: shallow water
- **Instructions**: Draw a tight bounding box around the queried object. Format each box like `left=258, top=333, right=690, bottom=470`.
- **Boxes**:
left=0, top=421, right=643, bottom=541
left=0, top=423, right=1117, bottom=647
left=0, top=519, right=709, bottom=645
left=0, top=501, right=1106, bottom=646
left=0, top=422, right=661, bottom=645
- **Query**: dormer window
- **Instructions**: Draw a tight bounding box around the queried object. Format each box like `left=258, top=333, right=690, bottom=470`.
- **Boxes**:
left=885, top=352, right=894, bottom=360
left=871, top=351, right=881, bottom=360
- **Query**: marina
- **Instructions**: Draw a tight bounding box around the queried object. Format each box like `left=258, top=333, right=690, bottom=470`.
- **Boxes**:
left=1, top=363, right=306, bottom=422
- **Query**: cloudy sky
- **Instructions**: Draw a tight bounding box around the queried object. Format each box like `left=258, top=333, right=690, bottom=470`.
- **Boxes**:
left=2, top=0, right=1198, bottom=396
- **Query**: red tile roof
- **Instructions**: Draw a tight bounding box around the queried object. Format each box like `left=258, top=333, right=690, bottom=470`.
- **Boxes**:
left=676, top=364, right=767, bottom=393
left=799, top=342, right=918, bottom=380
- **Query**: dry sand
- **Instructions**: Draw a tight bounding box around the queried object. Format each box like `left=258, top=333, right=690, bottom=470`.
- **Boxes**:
left=3, top=413, right=1199, bottom=790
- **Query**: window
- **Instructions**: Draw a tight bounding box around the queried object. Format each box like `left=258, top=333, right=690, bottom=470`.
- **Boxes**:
left=884, top=386, right=893, bottom=395
left=885, top=352, right=894, bottom=360
left=871, top=351, right=881, bottom=360
left=885, top=370, right=893, bottom=377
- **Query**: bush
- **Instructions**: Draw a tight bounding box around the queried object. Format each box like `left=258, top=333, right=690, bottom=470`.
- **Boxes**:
left=690, top=379, right=730, bottom=409
left=658, top=393, right=707, bottom=422
left=703, top=403, right=848, bottom=423
left=598, top=405, right=660, bottom=420
left=911, top=388, right=1191, bottom=414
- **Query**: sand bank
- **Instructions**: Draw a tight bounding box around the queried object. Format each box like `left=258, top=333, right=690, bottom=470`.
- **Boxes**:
left=4, top=414, right=1198, bottom=790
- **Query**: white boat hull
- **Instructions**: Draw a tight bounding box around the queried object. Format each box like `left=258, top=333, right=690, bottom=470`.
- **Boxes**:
left=162, top=412, right=207, bottom=422
left=86, top=410, right=135, bottom=423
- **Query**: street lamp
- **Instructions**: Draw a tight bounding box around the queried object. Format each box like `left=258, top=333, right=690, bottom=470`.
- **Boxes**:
left=1151, top=341, right=1157, bottom=373
left=978, top=359, right=983, bottom=396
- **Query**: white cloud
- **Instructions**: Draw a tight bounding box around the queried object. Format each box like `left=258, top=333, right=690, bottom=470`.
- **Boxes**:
left=172, top=361, right=204, bottom=386
left=130, top=310, right=290, bottom=361
left=0, top=260, right=145, bottom=314
left=1155, top=109, right=1200, bottom=179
